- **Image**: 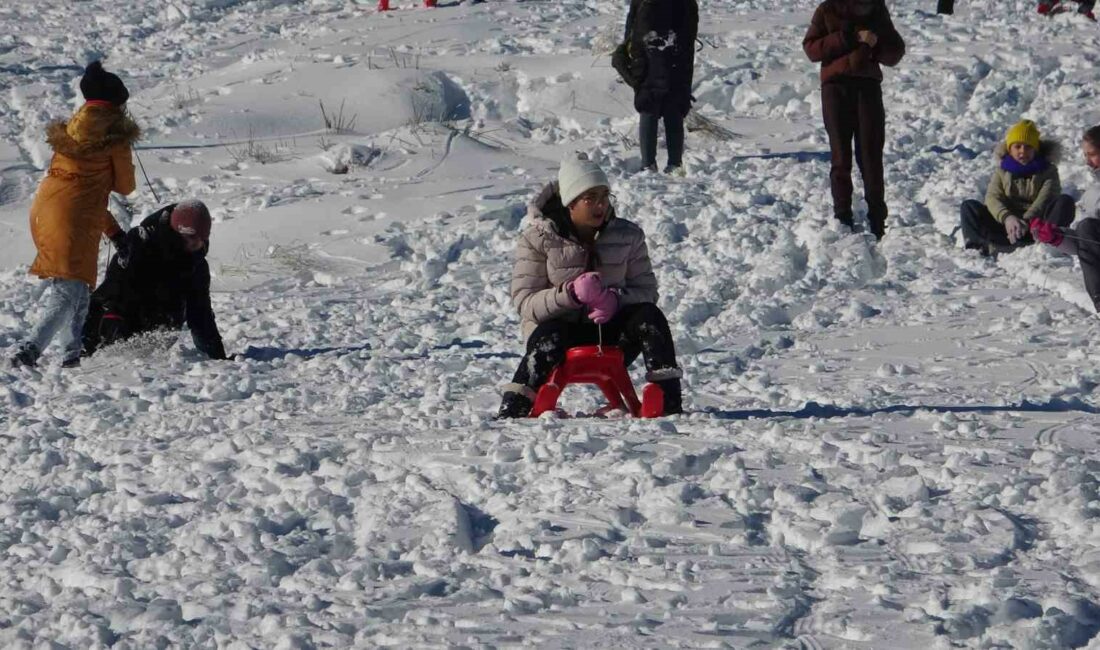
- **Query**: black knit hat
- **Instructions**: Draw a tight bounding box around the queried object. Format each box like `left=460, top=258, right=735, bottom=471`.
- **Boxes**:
left=79, top=61, right=129, bottom=105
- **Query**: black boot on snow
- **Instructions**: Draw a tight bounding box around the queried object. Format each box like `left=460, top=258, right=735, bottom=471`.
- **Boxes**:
left=496, top=390, right=534, bottom=419
left=655, top=379, right=683, bottom=415
left=10, top=343, right=40, bottom=368
left=869, top=216, right=886, bottom=241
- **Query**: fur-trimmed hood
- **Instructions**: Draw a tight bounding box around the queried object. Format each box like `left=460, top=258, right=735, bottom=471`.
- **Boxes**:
left=46, top=103, right=140, bottom=158
left=993, top=138, right=1062, bottom=165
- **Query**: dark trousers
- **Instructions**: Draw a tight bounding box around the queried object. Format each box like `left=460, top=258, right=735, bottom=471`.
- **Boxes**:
left=822, top=80, right=887, bottom=227
left=1075, top=220, right=1100, bottom=311
left=510, top=302, right=680, bottom=389
left=960, top=195, right=1076, bottom=251
left=937, top=0, right=954, bottom=13
left=639, top=106, right=685, bottom=169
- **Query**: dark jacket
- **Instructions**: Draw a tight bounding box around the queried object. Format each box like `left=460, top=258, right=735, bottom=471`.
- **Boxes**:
left=627, top=0, right=699, bottom=116
left=90, top=204, right=226, bottom=359
left=803, top=0, right=905, bottom=85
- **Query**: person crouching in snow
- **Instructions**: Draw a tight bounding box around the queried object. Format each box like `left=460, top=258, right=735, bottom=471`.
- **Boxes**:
left=81, top=200, right=229, bottom=361
left=497, top=154, right=683, bottom=418
left=959, top=119, right=1073, bottom=257
left=11, top=61, right=138, bottom=369
left=1030, top=126, right=1100, bottom=310
left=1037, top=1, right=1096, bottom=20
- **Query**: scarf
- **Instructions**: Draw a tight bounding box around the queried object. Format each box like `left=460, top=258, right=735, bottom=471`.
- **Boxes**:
left=1000, top=155, right=1049, bottom=176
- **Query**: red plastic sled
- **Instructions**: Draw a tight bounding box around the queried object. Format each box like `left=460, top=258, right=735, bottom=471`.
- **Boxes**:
left=530, top=345, right=665, bottom=418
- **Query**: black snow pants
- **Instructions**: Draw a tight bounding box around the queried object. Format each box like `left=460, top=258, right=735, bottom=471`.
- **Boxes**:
left=960, top=194, right=1076, bottom=252
left=1073, top=219, right=1100, bottom=311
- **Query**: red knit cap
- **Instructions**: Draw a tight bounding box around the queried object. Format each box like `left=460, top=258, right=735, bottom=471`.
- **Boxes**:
left=170, top=200, right=212, bottom=240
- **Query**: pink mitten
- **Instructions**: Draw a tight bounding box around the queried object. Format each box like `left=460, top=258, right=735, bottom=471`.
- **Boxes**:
left=571, top=272, right=604, bottom=304
left=1029, top=217, right=1064, bottom=246
left=587, top=290, right=619, bottom=324
left=569, top=272, right=619, bottom=323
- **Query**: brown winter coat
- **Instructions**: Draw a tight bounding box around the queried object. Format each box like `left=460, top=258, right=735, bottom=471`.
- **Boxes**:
left=511, top=183, right=659, bottom=338
left=985, top=139, right=1062, bottom=224
left=802, top=0, right=905, bottom=84
left=29, top=103, right=139, bottom=287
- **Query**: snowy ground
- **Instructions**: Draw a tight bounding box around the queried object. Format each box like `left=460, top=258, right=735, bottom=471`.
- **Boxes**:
left=3, top=0, right=1100, bottom=647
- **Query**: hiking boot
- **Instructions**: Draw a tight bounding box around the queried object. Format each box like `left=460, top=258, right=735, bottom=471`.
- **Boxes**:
left=834, top=212, right=855, bottom=230
left=61, top=356, right=81, bottom=369
left=869, top=216, right=887, bottom=241
left=663, top=164, right=686, bottom=177
left=496, top=390, right=534, bottom=419
left=10, top=343, right=40, bottom=368
left=655, top=378, right=683, bottom=415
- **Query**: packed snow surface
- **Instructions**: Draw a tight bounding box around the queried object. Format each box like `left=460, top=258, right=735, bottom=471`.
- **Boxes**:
left=2, top=0, right=1100, bottom=647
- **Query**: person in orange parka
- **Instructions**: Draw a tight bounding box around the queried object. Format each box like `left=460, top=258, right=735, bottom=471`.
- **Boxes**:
left=11, top=61, right=140, bottom=369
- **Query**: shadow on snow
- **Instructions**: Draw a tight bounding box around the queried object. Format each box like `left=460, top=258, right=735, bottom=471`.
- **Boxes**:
left=706, top=398, right=1100, bottom=421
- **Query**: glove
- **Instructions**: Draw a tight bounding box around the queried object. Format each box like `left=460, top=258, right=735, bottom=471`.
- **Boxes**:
left=111, top=233, right=131, bottom=269
left=1029, top=217, right=1064, bottom=246
left=568, top=272, right=619, bottom=324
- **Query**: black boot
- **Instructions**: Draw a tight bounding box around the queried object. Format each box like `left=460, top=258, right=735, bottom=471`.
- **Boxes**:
left=496, top=390, right=534, bottom=419
left=835, top=211, right=855, bottom=231
left=869, top=215, right=886, bottom=240
left=656, top=379, right=683, bottom=415
left=11, top=343, right=40, bottom=368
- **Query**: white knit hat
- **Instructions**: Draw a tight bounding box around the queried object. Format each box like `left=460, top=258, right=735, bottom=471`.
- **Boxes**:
left=558, top=153, right=610, bottom=207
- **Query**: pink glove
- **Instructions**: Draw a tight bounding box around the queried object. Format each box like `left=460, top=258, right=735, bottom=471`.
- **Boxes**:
left=569, top=272, right=619, bottom=324
left=1029, top=218, right=1064, bottom=246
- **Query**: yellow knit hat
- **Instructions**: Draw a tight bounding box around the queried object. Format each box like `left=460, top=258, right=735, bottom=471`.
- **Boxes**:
left=1005, top=120, right=1041, bottom=150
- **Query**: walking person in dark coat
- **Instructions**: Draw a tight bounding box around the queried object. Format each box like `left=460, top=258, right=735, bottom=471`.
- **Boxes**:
left=625, top=0, right=699, bottom=175
left=803, top=0, right=905, bottom=239
left=81, top=200, right=228, bottom=360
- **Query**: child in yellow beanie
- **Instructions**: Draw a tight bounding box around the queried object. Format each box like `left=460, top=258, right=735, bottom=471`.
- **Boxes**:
left=958, top=119, right=1075, bottom=256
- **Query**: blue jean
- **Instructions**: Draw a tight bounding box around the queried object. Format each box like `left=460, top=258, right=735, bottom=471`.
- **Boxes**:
left=23, top=278, right=90, bottom=361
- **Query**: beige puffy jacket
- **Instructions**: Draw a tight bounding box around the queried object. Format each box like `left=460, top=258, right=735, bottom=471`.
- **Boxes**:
left=511, top=183, right=659, bottom=338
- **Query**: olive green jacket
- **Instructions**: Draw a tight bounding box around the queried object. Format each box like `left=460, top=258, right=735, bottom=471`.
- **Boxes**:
left=985, top=139, right=1062, bottom=224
